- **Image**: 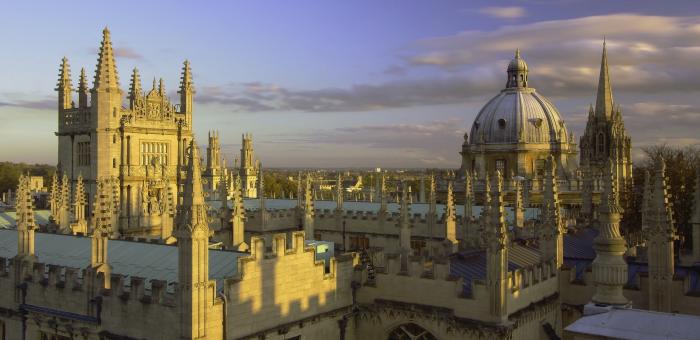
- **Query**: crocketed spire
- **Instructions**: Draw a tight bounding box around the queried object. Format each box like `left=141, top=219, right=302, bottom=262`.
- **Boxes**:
left=595, top=39, right=614, bottom=119
left=93, top=27, right=120, bottom=91
left=176, top=139, right=208, bottom=233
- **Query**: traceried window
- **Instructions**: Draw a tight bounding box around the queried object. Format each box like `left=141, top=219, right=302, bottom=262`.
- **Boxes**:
left=140, top=142, right=169, bottom=166
left=388, top=323, right=437, bottom=340
left=410, top=239, right=426, bottom=253
left=495, top=159, right=506, bottom=174
left=77, top=142, right=91, bottom=166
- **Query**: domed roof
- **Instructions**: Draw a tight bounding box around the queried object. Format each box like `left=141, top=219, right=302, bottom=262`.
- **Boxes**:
left=468, top=50, right=569, bottom=145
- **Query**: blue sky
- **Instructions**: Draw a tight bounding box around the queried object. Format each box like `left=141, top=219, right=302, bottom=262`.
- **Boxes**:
left=2, top=1, right=700, bottom=167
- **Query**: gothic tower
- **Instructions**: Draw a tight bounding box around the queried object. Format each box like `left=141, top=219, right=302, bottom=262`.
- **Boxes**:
left=580, top=40, right=633, bottom=221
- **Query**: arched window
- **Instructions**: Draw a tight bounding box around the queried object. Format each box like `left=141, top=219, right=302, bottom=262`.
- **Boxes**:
left=388, top=323, right=437, bottom=340
left=498, top=118, right=506, bottom=129
left=597, top=133, right=605, bottom=154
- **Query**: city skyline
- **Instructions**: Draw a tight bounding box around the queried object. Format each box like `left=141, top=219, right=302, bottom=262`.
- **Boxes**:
left=2, top=0, right=700, bottom=167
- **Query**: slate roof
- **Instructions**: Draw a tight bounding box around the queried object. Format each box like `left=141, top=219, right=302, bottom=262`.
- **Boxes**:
left=0, top=229, right=244, bottom=292
left=565, top=308, right=700, bottom=340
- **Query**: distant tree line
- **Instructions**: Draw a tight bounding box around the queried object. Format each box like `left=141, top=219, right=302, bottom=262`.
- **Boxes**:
left=0, top=162, right=57, bottom=195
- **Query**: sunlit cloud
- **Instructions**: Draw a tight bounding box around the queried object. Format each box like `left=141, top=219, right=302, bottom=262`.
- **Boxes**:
left=478, top=6, right=527, bottom=19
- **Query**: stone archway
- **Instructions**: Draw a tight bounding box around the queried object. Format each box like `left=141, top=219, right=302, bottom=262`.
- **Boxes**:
left=387, top=323, right=437, bottom=340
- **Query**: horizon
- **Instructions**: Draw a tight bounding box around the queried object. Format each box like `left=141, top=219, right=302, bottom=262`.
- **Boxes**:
left=2, top=1, right=700, bottom=168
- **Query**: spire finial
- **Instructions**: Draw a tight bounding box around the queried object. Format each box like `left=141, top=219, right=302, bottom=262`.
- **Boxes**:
left=515, top=48, right=520, bottom=58
left=93, top=27, right=120, bottom=90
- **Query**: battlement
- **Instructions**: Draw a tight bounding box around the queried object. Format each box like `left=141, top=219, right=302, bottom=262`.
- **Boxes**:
left=0, top=256, right=177, bottom=308
left=508, top=258, right=557, bottom=292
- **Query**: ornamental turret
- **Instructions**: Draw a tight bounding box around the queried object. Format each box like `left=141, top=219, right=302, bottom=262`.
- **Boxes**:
left=506, top=49, right=528, bottom=88
left=485, top=172, right=508, bottom=322
left=56, top=57, right=73, bottom=111
left=591, top=160, right=628, bottom=306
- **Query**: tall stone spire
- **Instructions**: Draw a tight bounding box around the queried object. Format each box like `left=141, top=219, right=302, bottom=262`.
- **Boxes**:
left=303, top=174, right=315, bottom=239
left=591, top=160, right=628, bottom=306
left=58, top=173, right=71, bottom=232
left=93, top=27, right=120, bottom=91
left=78, top=67, right=89, bottom=108
left=595, top=39, right=614, bottom=119
left=485, top=172, right=508, bottom=322
left=15, top=175, right=36, bottom=260
left=128, top=67, right=142, bottom=108
left=647, top=159, right=677, bottom=312
left=50, top=172, right=60, bottom=219
left=56, top=57, right=73, bottom=110
left=692, top=168, right=700, bottom=262
left=178, top=59, right=194, bottom=116
left=175, top=139, right=214, bottom=339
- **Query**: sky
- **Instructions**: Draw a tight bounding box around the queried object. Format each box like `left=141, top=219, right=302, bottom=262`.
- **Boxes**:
left=1, top=0, right=700, bottom=168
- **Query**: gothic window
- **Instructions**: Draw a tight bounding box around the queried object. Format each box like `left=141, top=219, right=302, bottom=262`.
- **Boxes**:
left=141, top=142, right=169, bottom=166
left=388, top=323, right=437, bottom=340
left=113, top=158, right=116, bottom=169
left=350, top=235, right=369, bottom=250
left=535, top=159, right=545, bottom=178
left=410, top=239, right=426, bottom=253
left=597, top=133, right=605, bottom=155
left=496, top=159, right=506, bottom=173
left=77, top=142, right=91, bottom=166
left=113, top=134, right=117, bottom=144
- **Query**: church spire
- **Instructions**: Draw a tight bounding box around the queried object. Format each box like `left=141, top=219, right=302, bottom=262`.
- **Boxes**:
left=93, top=27, right=120, bottom=91
left=595, top=39, right=614, bottom=119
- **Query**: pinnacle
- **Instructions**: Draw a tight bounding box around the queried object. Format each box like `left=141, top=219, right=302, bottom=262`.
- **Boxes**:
left=93, top=27, right=120, bottom=90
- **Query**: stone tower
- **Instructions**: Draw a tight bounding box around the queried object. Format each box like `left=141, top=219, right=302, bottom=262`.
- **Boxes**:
left=57, top=29, right=193, bottom=236
left=175, top=139, right=215, bottom=339
left=540, top=155, right=564, bottom=269
left=239, top=133, right=259, bottom=198
left=303, top=174, right=315, bottom=239
left=204, top=130, right=223, bottom=196
left=646, top=159, right=677, bottom=312
left=591, top=161, right=628, bottom=306
left=580, top=40, right=633, bottom=221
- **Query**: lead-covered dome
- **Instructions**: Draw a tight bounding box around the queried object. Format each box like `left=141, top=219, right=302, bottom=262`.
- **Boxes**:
left=468, top=50, right=568, bottom=145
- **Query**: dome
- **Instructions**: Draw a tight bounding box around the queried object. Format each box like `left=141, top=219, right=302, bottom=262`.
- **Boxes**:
left=468, top=50, right=568, bottom=145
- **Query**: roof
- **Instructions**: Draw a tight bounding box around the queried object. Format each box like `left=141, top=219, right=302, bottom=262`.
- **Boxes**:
left=450, top=243, right=541, bottom=296
left=0, top=229, right=244, bottom=292
left=469, top=88, right=568, bottom=145
left=565, top=308, right=700, bottom=340
left=563, top=227, right=700, bottom=291
left=0, top=210, right=51, bottom=229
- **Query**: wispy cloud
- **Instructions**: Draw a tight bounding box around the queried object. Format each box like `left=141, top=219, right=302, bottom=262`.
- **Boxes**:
left=88, top=46, right=144, bottom=60
left=478, top=6, right=527, bottom=19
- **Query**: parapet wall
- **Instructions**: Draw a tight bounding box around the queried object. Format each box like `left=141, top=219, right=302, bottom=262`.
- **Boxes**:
left=224, top=231, right=359, bottom=339
left=0, top=257, right=181, bottom=339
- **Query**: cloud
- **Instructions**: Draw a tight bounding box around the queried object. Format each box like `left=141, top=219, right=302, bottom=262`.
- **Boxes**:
left=88, top=46, right=144, bottom=60
left=0, top=96, right=55, bottom=110
left=478, top=6, right=527, bottom=19
left=113, top=47, right=144, bottom=60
